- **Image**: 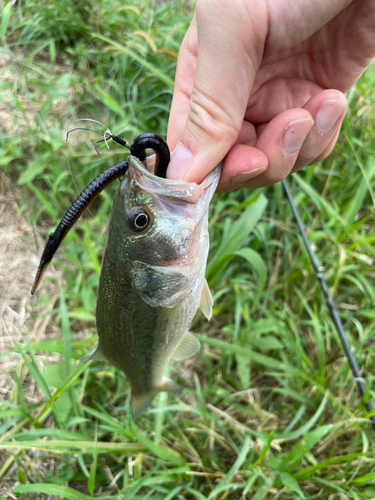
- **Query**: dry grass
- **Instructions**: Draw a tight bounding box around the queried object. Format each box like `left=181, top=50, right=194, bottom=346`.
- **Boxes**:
left=0, top=175, right=62, bottom=498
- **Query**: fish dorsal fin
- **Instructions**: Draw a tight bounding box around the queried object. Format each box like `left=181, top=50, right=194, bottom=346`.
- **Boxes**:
left=80, top=343, right=107, bottom=363
left=199, top=279, right=213, bottom=320
left=172, top=331, right=201, bottom=360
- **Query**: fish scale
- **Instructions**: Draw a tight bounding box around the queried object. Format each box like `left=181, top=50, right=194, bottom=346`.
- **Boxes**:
left=92, top=156, right=221, bottom=418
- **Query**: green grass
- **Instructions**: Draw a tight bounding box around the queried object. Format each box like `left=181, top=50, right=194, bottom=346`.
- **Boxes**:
left=1, top=0, right=375, bottom=498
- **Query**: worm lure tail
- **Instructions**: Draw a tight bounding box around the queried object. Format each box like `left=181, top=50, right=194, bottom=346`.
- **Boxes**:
left=31, top=160, right=129, bottom=295
left=31, top=133, right=170, bottom=295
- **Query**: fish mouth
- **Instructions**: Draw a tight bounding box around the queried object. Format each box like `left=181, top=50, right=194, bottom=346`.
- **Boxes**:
left=128, top=155, right=221, bottom=204
left=128, top=154, right=177, bottom=183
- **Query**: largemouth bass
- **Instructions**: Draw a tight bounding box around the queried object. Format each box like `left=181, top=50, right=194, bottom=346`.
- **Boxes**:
left=84, top=155, right=220, bottom=417
left=31, top=130, right=220, bottom=419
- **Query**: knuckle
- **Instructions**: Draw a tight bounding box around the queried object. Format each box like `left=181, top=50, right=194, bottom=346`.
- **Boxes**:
left=187, top=86, right=241, bottom=145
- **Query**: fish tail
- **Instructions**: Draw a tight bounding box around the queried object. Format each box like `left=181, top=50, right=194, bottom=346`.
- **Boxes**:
left=131, top=377, right=182, bottom=419
left=131, top=392, right=157, bottom=420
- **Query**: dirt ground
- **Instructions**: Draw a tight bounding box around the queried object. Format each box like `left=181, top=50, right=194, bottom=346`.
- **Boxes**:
left=0, top=174, right=63, bottom=498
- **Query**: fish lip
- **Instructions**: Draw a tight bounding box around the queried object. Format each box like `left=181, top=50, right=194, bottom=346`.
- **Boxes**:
left=127, top=155, right=222, bottom=204
left=128, top=155, right=181, bottom=184
left=128, top=155, right=221, bottom=188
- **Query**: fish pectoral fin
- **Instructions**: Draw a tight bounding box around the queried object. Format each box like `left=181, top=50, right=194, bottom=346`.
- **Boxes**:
left=80, top=344, right=107, bottom=364
left=165, top=299, right=184, bottom=344
left=199, top=279, right=213, bottom=320
left=131, top=378, right=182, bottom=419
left=172, top=331, right=201, bottom=360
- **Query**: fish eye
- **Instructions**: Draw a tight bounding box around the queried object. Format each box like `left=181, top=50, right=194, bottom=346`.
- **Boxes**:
left=128, top=207, right=152, bottom=232
left=135, top=213, right=148, bottom=228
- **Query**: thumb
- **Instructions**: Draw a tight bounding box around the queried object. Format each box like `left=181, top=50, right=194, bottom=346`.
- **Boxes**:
left=167, top=1, right=263, bottom=184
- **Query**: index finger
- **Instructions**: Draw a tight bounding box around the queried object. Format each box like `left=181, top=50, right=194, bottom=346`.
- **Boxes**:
left=167, top=15, right=198, bottom=150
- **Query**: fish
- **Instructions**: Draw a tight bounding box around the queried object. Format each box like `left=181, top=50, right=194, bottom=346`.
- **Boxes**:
left=82, top=155, right=221, bottom=418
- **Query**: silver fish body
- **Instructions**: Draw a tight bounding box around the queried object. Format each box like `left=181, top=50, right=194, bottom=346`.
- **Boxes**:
left=89, top=155, right=220, bottom=418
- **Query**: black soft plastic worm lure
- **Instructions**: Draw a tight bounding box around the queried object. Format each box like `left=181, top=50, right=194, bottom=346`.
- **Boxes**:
left=31, top=133, right=170, bottom=295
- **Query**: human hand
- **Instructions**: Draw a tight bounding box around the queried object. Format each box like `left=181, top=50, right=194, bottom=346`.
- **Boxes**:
left=166, top=0, right=375, bottom=192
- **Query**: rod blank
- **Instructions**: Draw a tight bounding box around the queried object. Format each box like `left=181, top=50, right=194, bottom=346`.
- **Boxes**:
left=282, top=178, right=375, bottom=432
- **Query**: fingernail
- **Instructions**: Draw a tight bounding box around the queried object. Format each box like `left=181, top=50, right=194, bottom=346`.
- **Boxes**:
left=231, top=167, right=267, bottom=185
left=283, top=117, right=314, bottom=154
left=166, top=142, right=193, bottom=180
left=315, top=99, right=346, bottom=135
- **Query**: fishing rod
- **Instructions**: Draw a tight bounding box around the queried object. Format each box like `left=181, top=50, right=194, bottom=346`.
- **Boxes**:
left=282, top=178, right=375, bottom=432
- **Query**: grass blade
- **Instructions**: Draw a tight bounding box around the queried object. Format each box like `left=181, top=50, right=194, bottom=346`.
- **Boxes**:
left=92, top=33, right=174, bottom=89
left=14, top=484, right=92, bottom=500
